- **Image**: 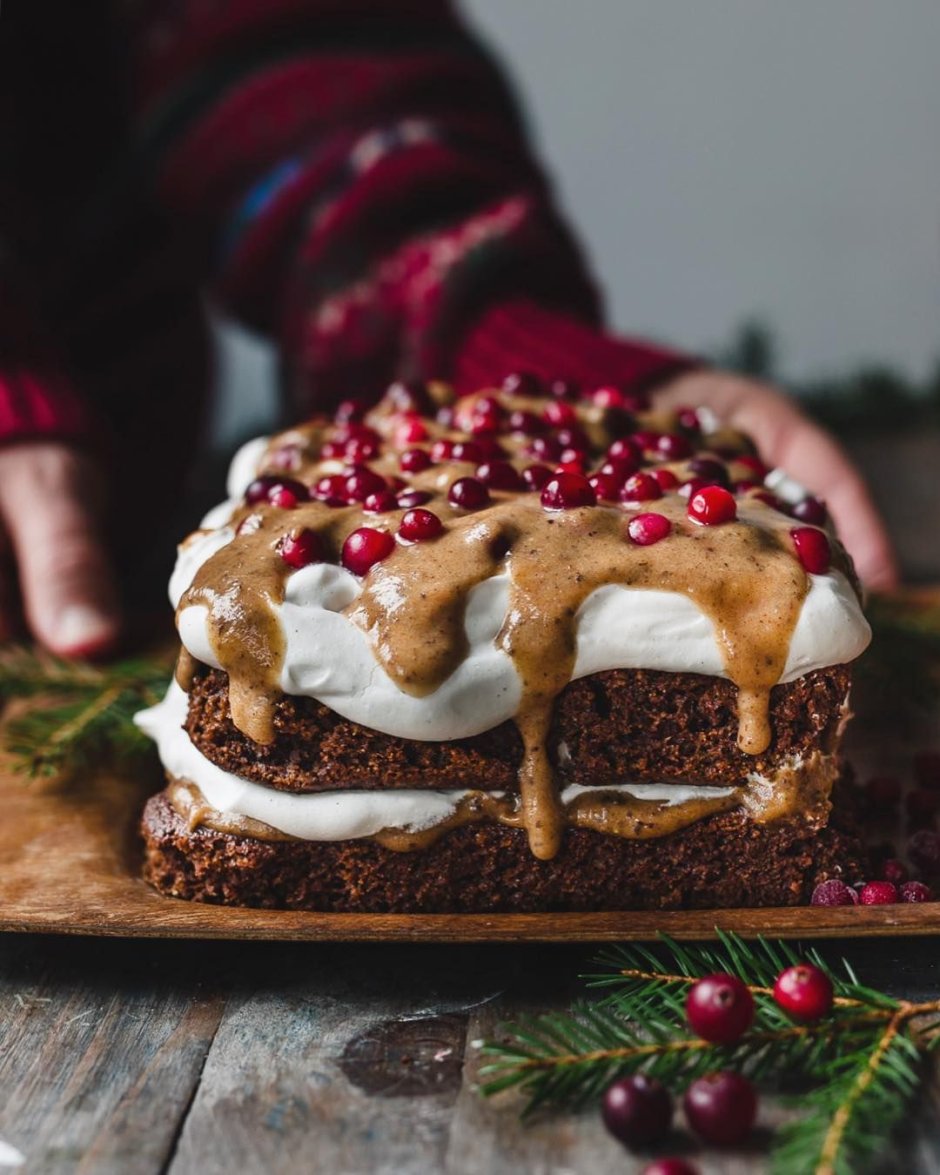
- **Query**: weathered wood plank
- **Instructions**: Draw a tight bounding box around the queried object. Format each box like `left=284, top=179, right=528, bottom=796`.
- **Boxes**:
left=0, top=936, right=224, bottom=1175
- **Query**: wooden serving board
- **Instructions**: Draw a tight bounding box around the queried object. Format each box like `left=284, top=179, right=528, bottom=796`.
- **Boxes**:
left=2, top=589, right=939, bottom=944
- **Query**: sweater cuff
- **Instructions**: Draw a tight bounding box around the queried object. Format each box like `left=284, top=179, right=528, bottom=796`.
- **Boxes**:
left=453, top=299, right=700, bottom=398
left=0, top=367, right=96, bottom=448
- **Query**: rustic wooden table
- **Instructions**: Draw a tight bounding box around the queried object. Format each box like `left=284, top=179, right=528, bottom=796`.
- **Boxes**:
left=0, top=933, right=937, bottom=1174
left=2, top=433, right=939, bottom=1174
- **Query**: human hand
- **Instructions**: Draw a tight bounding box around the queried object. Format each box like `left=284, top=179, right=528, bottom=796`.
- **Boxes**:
left=654, top=370, right=900, bottom=590
left=0, top=443, right=121, bottom=655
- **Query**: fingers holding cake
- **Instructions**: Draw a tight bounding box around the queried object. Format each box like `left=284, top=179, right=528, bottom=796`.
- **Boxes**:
left=0, top=442, right=121, bottom=658
left=654, top=370, right=900, bottom=591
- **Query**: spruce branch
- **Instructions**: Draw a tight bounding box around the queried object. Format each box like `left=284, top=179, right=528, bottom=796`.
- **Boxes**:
left=479, top=933, right=940, bottom=1174
left=0, top=645, right=172, bottom=779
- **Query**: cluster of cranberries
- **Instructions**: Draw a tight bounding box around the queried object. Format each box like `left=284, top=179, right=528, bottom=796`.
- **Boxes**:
left=603, top=964, right=833, bottom=1162
left=247, top=373, right=833, bottom=577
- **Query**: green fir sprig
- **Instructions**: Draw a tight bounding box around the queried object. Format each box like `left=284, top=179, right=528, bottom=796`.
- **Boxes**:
left=479, top=932, right=940, bottom=1175
left=0, top=645, right=171, bottom=779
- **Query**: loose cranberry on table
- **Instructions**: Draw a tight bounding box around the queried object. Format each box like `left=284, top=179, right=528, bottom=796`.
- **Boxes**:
left=810, top=879, right=859, bottom=906
left=683, top=1071, right=757, bottom=1146
left=540, top=472, right=597, bottom=511
left=627, top=513, right=672, bottom=546
left=685, top=973, right=754, bottom=1043
left=279, top=528, right=325, bottom=570
left=398, top=508, right=443, bottom=543
left=858, top=880, right=898, bottom=905
left=773, top=963, right=834, bottom=1022
left=687, top=485, right=737, bottom=525
left=601, top=1074, right=673, bottom=1148
left=448, top=477, right=490, bottom=510
left=791, top=526, right=831, bottom=574
left=341, top=527, right=395, bottom=574
left=641, top=1160, right=699, bottom=1175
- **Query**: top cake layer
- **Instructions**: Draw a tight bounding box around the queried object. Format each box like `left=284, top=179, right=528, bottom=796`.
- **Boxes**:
left=168, top=377, right=870, bottom=857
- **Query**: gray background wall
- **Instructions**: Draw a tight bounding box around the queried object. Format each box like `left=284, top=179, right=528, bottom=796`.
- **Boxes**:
left=215, top=0, right=940, bottom=443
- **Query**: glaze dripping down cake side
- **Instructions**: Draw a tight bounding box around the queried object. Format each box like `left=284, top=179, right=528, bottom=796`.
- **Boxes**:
left=136, top=376, right=872, bottom=911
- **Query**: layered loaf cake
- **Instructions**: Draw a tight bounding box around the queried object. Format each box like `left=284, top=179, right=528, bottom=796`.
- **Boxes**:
left=136, top=376, right=871, bottom=911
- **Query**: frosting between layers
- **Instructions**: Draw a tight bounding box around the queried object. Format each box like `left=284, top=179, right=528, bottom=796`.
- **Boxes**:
left=136, top=682, right=740, bottom=841
left=171, top=519, right=870, bottom=742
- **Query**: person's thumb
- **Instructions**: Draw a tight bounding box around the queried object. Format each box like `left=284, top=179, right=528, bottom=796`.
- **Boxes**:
left=0, top=444, right=121, bottom=657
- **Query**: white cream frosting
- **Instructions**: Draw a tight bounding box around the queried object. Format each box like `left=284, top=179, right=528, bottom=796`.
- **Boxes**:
left=165, top=436, right=872, bottom=743
left=135, top=683, right=737, bottom=841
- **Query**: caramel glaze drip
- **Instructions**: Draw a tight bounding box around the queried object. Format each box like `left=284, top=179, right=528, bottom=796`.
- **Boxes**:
left=175, top=386, right=854, bottom=860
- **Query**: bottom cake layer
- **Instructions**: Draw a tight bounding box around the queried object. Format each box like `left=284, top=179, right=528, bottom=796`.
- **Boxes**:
left=141, top=781, right=867, bottom=913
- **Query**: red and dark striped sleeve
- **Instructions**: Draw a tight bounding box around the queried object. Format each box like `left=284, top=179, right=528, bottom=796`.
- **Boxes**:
left=127, top=0, right=695, bottom=415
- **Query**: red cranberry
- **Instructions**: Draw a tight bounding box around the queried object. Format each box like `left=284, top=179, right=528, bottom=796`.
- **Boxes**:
left=598, top=457, right=639, bottom=485
left=556, top=425, right=591, bottom=452
left=362, top=490, right=398, bottom=514
left=907, top=788, right=940, bottom=826
left=430, top=438, right=456, bottom=463
left=543, top=400, right=578, bottom=427
left=687, top=457, right=729, bottom=486
left=627, top=512, right=672, bottom=546
left=245, top=475, right=286, bottom=504
left=527, top=435, right=564, bottom=462
left=548, top=378, right=579, bottom=399
left=556, top=457, right=587, bottom=475
left=900, top=881, right=933, bottom=902
left=588, top=472, right=622, bottom=502
left=451, top=440, right=484, bottom=464
left=344, top=435, right=380, bottom=462
left=477, top=460, right=524, bottom=492
left=791, top=495, right=828, bottom=525
left=279, top=528, right=325, bottom=570
left=683, top=1072, right=757, bottom=1146
left=269, top=484, right=301, bottom=509
left=620, top=473, right=663, bottom=503
left=676, top=406, right=701, bottom=433
left=608, top=437, right=641, bottom=463
left=475, top=436, right=507, bottom=459
left=642, top=1160, right=699, bottom=1175
left=448, top=477, right=490, bottom=510
left=652, top=468, right=680, bottom=491
left=334, top=397, right=367, bottom=423
left=398, top=508, right=443, bottom=542
left=811, top=879, right=859, bottom=906
left=344, top=467, right=386, bottom=503
left=395, top=416, right=429, bottom=445
left=908, top=830, right=940, bottom=875
left=521, top=464, right=552, bottom=491
left=914, top=751, right=940, bottom=790
left=396, top=489, right=432, bottom=509
left=656, top=433, right=692, bottom=460
left=341, top=527, right=395, bottom=574
left=773, top=963, right=834, bottom=1022
left=590, top=385, right=629, bottom=410
left=540, top=472, right=597, bottom=510
left=320, top=440, right=345, bottom=460
left=601, top=1074, right=673, bottom=1148
left=468, top=402, right=503, bottom=435
left=385, top=380, right=433, bottom=415
left=313, top=474, right=349, bottom=507
left=501, top=370, right=542, bottom=397
left=881, top=859, right=909, bottom=885
left=735, top=453, right=769, bottom=479
left=688, top=486, right=737, bottom=525
left=508, top=409, right=545, bottom=435
left=859, top=881, right=898, bottom=905
left=400, top=448, right=432, bottom=474
left=677, top=477, right=708, bottom=500
left=631, top=429, right=661, bottom=454
left=791, top=527, right=831, bottom=574
left=685, top=973, right=754, bottom=1043
left=865, top=776, right=902, bottom=809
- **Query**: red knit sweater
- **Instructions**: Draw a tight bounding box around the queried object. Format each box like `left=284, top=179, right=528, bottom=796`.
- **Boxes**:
left=0, top=0, right=693, bottom=463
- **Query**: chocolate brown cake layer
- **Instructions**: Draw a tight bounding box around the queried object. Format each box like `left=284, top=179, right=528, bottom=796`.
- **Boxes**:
left=141, top=780, right=866, bottom=913
left=184, top=665, right=850, bottom=794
